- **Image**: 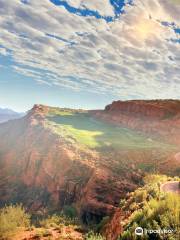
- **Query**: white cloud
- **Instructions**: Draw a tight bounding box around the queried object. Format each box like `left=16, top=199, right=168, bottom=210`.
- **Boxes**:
left=0, top=47, right=9, bottom=56
left=0, top=0, right=179, bottom=100
left=66, top=0, right=115, bottom=16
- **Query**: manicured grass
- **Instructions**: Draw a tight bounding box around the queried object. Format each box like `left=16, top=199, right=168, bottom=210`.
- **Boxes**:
left=45, top=109, right=174, bottom=150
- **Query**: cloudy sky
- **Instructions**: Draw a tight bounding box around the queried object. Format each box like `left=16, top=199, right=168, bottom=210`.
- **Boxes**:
left=0, top=0, right=179, bottom=111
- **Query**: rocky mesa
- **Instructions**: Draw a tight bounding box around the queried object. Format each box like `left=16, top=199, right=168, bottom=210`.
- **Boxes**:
left=0, top=100, right=179, bottom=239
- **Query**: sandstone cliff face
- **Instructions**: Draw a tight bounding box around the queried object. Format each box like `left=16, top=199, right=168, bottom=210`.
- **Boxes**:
left=92, top=100, right=180, bottom=145
left=105, top=100, right=180, bottom=118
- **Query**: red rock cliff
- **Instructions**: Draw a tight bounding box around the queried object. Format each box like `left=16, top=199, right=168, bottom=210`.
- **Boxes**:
left=92, top=100, right=180, bottom=145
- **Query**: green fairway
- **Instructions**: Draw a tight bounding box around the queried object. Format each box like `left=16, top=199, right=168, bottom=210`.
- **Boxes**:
left=45, top=109, right=174, bottom=150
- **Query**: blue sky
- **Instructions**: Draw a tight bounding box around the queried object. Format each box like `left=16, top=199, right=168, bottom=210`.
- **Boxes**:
left=0, top=45, right=119, bottom=112
left=0, top=0, right=180, bottom=112
left=0, top=60, right=117, bottom=112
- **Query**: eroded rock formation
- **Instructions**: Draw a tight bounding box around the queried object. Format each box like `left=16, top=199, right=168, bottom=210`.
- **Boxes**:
left=0, top=101, right=179, bottom=230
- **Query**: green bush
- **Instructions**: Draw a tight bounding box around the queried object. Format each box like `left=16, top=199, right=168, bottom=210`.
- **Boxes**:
left=0, top=204, right=30, bottom=239
left=63, top=205, right=77, bottom=219
left=119, top=175, right=180, bottom=240
left=95, top=216, right=110, bottom=232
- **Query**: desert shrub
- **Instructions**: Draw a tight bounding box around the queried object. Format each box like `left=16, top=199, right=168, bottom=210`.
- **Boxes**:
left=130, top=210, right=144, bottom=223
left=129, top=202, right=139, bottom=211
left=34, top=228, right=52, bottom=238
left=134, top=190, right=147, bottom=203
left=39, top=214, right=64, bottom=228
left=0, top=204, right=30, bottom=239
left=39, top=212, right=79, bottom=229
left=85, top=231, right=105, bottom=240
left=143, top=174, right=167, bottom=185
left=119, top=199, right=126, bottom=208
left=121, top=193, right=180, bottom=240
left=120, top=230, right=132, bottom=240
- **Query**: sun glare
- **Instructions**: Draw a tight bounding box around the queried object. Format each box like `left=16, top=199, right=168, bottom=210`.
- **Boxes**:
left=134, top=19, right=157, bottom=40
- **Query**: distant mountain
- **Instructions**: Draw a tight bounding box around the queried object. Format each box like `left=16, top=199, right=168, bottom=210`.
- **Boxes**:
left=0, top=108, right=24, bottom=123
